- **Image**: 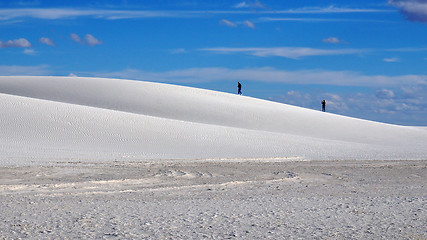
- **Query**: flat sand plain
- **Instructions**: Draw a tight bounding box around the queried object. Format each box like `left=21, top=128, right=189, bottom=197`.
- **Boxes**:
left=0, top=159, right=426, bottom=239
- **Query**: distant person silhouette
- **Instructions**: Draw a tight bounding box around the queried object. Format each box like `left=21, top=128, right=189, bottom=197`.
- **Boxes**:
left=321, top=100, right=326, bottom=112
left=237, top=82, right=242, bottom=95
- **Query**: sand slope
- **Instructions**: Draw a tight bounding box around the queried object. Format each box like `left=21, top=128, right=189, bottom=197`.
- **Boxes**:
left=0, top=76, right=426, bottom=166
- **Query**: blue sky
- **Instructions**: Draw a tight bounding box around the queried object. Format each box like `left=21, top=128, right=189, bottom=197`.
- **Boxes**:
left=1, top=0, right=426, bottom=125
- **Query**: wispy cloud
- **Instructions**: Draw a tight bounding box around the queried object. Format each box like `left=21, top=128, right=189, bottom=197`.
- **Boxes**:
left=200, top=46, right=427, bottom=59
left=23, top=48, right=36, bottom=55
left=39, top=37, right=55, bottom=46
left=71, top=33, right=81, bottom=43
left=258, top=17, right=396, bottom=23
left=85, top=34, right=102, bottom=46
left=220, top=19, right=256, bottom=29
left=270, top=87, right=427, bottom=125
left=93, top=67, right=427, bottom=87
left=233, top=1, right=265, bottom=9
left=322, top=37, right=346, bottom=44
left=389, top=0, right=427, bottom=22
left=385, top=47, right=427, bottom=52
left=274, top=5, right=393, bottom=14
left=199, top=47, right=364, bottom=59
left=234, top=2, right=251, bottom=9
left=0, top=38, right=31, bottom=48
left=383, top=57, right=400, bottom=62
left=259, top=17, right=343, bottom=22
left=71, top=33, right=102, bottom=46
left=0, top=8, right=202, bottom=21
left=0, top=6, right=392, bottom=21
left=171, top=48, right=186, bottom=54
left=0, top=65, right=50, bottom=75
left=220, top=19, right=237, bottom=27
left=243, top=20, right=255, bottom=28
left=376, top=89, right=395, bottom=99
left=275, top=91, right=350, bottom=113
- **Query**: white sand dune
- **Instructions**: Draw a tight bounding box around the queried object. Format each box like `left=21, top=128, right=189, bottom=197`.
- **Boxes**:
left=1, top=76, right=426, bottom=166
left=1, top=76, right=426, bottom=239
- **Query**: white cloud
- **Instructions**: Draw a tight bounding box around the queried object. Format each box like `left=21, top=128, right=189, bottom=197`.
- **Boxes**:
left=0, top=38, right=31, bottom=48
left=383, top=57, right=400, bottom=62
left=281, top=90, right=312, bottom=107
left=71, top=33, right=82, bottom=43
left=376, top=89, right=395, bottom=99
left=39, top=37, right=54, bottom=46
left=270, top=87, right=427, bottom=125
left=71, top=33, right=102, bottom=46
left=220, top=19, right=237, bottom=27
left=401, top=86, right=427, bottom=99
left=23, top=48, right=36, bottom=55
left=261, top=17, right=342, bottom=22
left=258, top=17, right=393, bottom=24
left=233, top=1, right=265, bottom=9
left=220, top=19, right=256, bottom=29
left=273, top=91, right=349, bottom=113
left=322, top=37, right=340, bottom=44
left=319, top=93, right=349, bottom=112
left=0, top=8, right=94, bottom=20
left=277, top=91, right=343, bottom=112
left=278, top=5, right=392, bottom=14
left=199, top=47, right=364, bottom=59
left=389, top=0, right=427, bottom=22
left=234, top=2, right=251, bottom=8
left=243, top=20, right=255, bottom=28
left=0, top=65, right=50, bottom=75
left=386, top=47, right=427, bottom=52
left=85, top=34, right=102, bottom=46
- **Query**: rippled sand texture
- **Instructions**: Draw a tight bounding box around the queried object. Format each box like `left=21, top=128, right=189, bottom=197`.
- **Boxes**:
left=0, top=160, right=425, bottom=239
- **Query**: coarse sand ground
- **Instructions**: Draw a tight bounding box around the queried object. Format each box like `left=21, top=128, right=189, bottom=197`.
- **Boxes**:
left=0, top=159, right=425, bottom=239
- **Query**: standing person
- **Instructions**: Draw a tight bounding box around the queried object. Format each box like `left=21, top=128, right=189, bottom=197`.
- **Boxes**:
left=321, top=100, right=326, bottom=112
left=237, top=82, right=242, bottom=95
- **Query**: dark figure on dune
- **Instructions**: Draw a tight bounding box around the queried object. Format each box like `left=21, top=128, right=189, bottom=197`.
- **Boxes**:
left=237, top=82, right=242, bottom=95
left=321, top=100, right=326, bottom=112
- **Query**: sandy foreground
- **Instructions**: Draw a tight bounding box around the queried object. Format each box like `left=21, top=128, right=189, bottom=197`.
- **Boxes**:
left=0, top=159, right=425, bottom=239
